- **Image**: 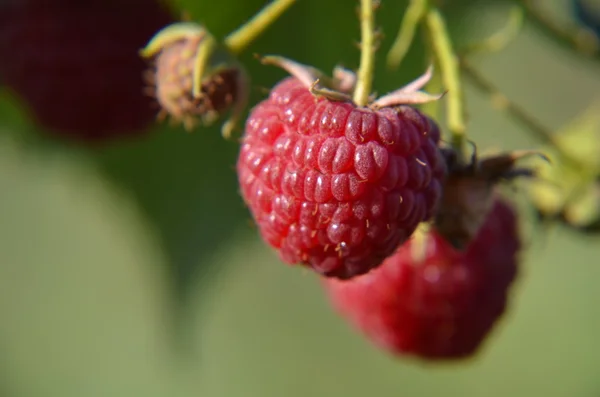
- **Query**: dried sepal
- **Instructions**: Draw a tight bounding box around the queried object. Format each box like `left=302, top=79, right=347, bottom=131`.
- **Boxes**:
left=434, top=145, right=546, bottom=249
left=258, top=55, right=444, bottom=107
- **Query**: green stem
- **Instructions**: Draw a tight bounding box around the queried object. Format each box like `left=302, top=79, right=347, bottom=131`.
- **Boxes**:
left=460, top=6, right=524, bottom=55
left=425, top=7, right=466, bottom=155
left=192, top=34, right=217, bottom=98
left=386, top=0, right=428, bottom=70
left=421, top=32, right=442, bottom=119
left=459, top=57, right=585, bottom=171
left=520, top=0, right=600, bottom=58
left=353, top=0, right=377, bottom=107
left=224, top=0, right=297, bottom=55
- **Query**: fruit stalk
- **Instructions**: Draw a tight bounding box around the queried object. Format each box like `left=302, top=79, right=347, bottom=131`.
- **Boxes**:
left=386, top=0, right=428, bottom=70
left=420, top=42, right=442, bottom=119
left=425, top=7, right=466, bottom=157
left=191, top=34, right=217, bottom=98
left=224, top=0, right=297, bottom=55
left=353, top=0, right=377, bottom=107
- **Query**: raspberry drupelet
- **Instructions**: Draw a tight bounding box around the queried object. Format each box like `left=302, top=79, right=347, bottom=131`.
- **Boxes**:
left=237, top=57, right=447, bottom=279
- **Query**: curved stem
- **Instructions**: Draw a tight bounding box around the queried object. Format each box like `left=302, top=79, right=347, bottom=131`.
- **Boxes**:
left=386, top=0, right=428, bottom=70
left=192, top=34, right=217, bottom=98
left=224, top=0, right=297, bottom=55
left=460, top=6, right=524, bottom=55
left=421, top=31, right=443, bottom=119
left=425, top=7, right=466, bottom=156
left=353, top=0, right=377, bottom=107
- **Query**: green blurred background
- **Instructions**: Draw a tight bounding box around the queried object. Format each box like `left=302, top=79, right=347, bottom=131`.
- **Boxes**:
left=1, top=1, right=600, bottom=396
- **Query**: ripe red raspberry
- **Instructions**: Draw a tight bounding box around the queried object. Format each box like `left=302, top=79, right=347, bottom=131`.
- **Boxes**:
left=237, top=57, right=446, bottom=279
left=0, top=0, right=175, bottom=143
left=323, top=197, right=520, bottom=360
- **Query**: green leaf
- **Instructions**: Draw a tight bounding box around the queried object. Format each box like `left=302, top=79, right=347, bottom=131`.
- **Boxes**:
left=93, top=123, right=248, bottom=304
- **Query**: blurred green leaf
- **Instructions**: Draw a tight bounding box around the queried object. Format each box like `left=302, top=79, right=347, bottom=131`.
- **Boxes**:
left=553, top=98, right=600, bottom=171
left=527, top=99, right=600, bottom=226
left=0, top=134, right=179, bottom=397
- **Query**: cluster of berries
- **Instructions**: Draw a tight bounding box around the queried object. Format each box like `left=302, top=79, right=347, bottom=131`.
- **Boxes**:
left=236, top=55, right=529, bottom=360
left=141, top=13, right=527, bottom=360
left=0, top=0, right=535, bottom=361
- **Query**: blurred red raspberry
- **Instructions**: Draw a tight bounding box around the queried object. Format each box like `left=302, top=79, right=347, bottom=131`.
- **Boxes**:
left=323, top=198, right=520, bottom=360
left=0, top=0, right=175, bottom=143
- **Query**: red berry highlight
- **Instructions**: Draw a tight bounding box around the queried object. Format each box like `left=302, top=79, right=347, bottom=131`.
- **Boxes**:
left=237, top=77, right=446, bottom=279
left=324, top=198, right=521, bottom=360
